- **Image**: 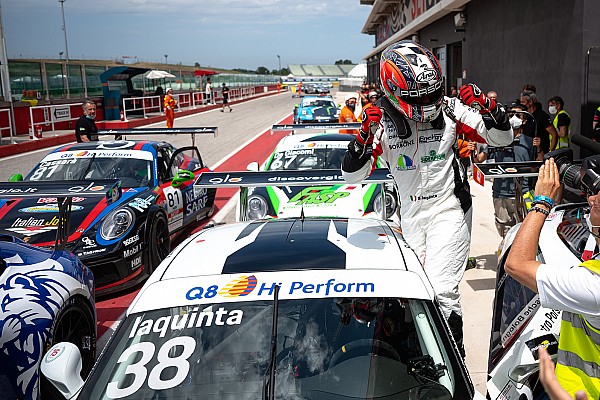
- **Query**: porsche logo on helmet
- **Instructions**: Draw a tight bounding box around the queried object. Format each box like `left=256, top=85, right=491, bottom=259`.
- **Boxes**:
left=416, top=69, right=438, bottom=83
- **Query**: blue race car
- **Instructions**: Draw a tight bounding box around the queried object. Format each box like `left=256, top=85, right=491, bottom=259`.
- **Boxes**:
left=0, top=185, right=105, bottom=400
left=293, top=95, right=340, bottom=124
left=1, top=129, right=218, bottom=296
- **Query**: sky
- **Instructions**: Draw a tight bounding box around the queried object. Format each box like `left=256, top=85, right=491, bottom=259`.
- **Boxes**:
left=1, top=0, right=375, bottom=71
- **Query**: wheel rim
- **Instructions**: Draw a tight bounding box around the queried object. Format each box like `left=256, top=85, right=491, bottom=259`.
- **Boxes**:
left=53, top=304, right=96, bottom=375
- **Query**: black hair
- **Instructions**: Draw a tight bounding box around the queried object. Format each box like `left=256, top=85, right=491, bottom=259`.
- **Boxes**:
left=548, top=96, right=564, bottom=108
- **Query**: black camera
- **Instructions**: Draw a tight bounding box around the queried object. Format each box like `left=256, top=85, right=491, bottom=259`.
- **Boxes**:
left=545, top=148, right=600, bottom=195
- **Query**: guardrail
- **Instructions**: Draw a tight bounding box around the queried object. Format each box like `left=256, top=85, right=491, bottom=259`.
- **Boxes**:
left=28, top=102, right=81, bottom=139
left=0, top=109, right=13, bottom=144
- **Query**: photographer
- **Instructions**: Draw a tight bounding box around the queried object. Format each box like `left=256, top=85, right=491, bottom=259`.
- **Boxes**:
left=505, top=158, right=600, bottom=399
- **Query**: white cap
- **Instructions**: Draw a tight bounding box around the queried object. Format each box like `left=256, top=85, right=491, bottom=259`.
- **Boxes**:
left=166, top=87, right=173, bottom=93
left=345, top=93, right=357, bottom=102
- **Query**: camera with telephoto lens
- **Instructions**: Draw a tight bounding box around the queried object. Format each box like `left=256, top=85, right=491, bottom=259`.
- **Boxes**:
left=544, top=148, right=600, bottom=196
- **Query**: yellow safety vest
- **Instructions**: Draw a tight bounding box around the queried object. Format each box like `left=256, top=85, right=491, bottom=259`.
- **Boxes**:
left=555, top=259, right=600, bottom=399
left=551, top=109, right=571, bottom=149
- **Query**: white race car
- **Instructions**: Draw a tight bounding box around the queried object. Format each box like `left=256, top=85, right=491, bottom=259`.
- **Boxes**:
left=477, top=141, right=597, bottom=400
left=41, top=173, right=482, bottom=400
left=243, top=126, right=398, bottom=221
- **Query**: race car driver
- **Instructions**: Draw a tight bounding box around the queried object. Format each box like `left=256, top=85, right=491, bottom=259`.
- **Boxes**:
left=339, top=93, right=358, bottom=134
left=341, top=40, right=513, bottom=356
left=505, top=158, right=600, bottom=399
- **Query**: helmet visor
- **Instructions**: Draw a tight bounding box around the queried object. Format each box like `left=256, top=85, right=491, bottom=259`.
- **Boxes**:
left=399, top=86, right=443, bottom=107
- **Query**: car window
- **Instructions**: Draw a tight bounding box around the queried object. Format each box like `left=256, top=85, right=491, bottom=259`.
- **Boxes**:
left=80, top=297, right=458, bottom=400
left=26, top=155, right=152, bottom=188
left=268, top=148, right=347, bottom=171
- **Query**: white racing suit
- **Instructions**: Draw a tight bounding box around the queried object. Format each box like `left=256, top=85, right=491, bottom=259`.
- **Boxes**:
left=342, top=96, right=513, bottom=354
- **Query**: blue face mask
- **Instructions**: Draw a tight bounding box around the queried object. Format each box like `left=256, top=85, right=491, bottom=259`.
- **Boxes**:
left=85, top=114, right=95, bottom=120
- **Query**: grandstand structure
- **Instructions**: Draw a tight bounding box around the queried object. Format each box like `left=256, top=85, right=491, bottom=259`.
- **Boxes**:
left=286, top=64, right=356, bottom=82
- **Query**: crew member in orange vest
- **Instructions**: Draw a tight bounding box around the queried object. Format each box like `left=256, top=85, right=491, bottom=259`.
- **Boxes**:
left=164, top=87, right=177, bottom=128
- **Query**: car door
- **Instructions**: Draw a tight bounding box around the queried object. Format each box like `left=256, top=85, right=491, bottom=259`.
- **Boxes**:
left=157, top=145, right=185, bottom=232
left=167, top=146, right=212, bottom=225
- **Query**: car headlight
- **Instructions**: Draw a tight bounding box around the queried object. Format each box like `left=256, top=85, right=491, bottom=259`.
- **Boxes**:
left=248, top=195, right=268, bottom=220
left=100, top=208, right=134, bottom=240
left=374, top=191, right=398, bottom=219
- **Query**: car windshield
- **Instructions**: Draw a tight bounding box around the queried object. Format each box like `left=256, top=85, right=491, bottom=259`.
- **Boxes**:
left=268, top=147, right=347, bottom=170
left=80, top=297, right=458, bottom=400
left=25, top=153, right=153, bottom=188
left=302, top=99, right=334, bottom=108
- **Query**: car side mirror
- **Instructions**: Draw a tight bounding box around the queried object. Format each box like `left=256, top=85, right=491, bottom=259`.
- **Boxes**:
left=247, top=162, right=259, bottom=171
left=171, top=169, right=195, bottom=187
left=8, top=173, right=23, bottom=182
left=40, top=343, right=85, bottom=399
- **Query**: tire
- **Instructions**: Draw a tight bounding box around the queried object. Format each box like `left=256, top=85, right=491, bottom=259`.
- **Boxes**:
left=41, top=296, right=96, bottom=399
left=148, top=212, right=170, bottom=274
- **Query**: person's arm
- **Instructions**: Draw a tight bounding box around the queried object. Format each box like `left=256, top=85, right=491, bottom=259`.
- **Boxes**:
left=455, top=84, right=513, bottom=147
left=547, top=124, right=559, bottom=151
left=505, top=158, right=561, bottom=292
left=342, top=106, right=382, bottom=183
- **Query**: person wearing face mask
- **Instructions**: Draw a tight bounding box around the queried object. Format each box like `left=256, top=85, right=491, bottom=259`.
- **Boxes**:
left=478, top=105, right=535, bottom=248
left=339, top=93, right=358, bottom=134
left=75, top=99, right=99, bottom=143
left=520, top=90, right=558, bottom=153
left=548, top=96, right=571, bottom=149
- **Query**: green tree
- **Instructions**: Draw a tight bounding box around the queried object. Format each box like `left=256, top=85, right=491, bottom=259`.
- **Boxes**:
left=256, top=66, right=270, bottom=75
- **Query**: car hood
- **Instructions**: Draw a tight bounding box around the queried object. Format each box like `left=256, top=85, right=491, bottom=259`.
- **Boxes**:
left=0, top=187, right=153, bottom=247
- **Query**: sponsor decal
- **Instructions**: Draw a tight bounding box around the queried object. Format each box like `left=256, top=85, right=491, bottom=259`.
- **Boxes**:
left=18, top=204, right=84, bottom=213
left=396, top=154, right=416, bottom=171
left=78, top=248, right=107, bottom=257
left=208, top=174, right=244, bottom=184
left=501, top=297, right=540, bottom=345
left=386, top=120, right=411, bottom=140
left=37, top=196, right=85, bottom=203
left=267, top=174, right=344, bottom=182
left=288, top=186, right=350, bottom=205
left=388, top=139, right=414, bottom=150
left=539, top=308, right=562, bottom=332
left=418, top=133, right=443, bottom=143
left=39, top=159, right=76, bottom=167
left=0, top=187, right=38, bottom=195
left=186, top=276, right=375, bottom=301
left=128, top=195, right=154, bottom=212
left=123, top=234, right=139, bottom=246
left=10, top=216, right=60, bottom=228
left=416, top=68, right=438, bottom=83
left=487, top=165, right=519, bottom=175
left=421, top=150, right=445, bottom=163
left=81, top=236, right=96, bottom=249
left=186, top=197, right=208, bottom=216
left=131, top=255, right=142, bottom=270
left=128, top=307, right=244, bottom=339
left=67, top=182, right=106, bottom=193
left=218, top=275, right=258, bottom=298
left=409, top=194, right=438, bottom=201
left=124, top=244, right=142, bottom=258
left=526, top=334, right=559, bottom=360
left=284, top=149, right=314, bottom=156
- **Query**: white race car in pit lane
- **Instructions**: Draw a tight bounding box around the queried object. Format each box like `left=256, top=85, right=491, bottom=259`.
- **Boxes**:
left=242, top=124, right=398, bottom=221
left=41, top=173, right=483, bottom=400
left=477, top=139, right=599, bottom=400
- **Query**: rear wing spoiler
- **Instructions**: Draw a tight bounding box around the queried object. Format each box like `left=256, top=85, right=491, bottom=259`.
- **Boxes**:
left=271, top=123, right=360, bottom=134
left=0, top=179, right=122, bottom=250
left=97, top=127, right=219, bottom=147
left=473, top=161, right=543, bottom=184
left=194, top=168, right=393, bottom=221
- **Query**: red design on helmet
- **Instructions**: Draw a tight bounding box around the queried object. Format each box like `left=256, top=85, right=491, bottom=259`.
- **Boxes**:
left=380, top=40, right=444, bottom=123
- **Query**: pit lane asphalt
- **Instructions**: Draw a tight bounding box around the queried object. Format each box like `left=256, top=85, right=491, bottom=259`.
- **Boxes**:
left=0, top=90, right=500, bottom=395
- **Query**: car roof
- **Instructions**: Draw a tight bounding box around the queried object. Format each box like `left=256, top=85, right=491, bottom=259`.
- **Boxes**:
left=274, top=133, right=352, bottom=151
left=128, top=218, right=433, bottom=313
left=51, top=140, right=164, bottom=154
